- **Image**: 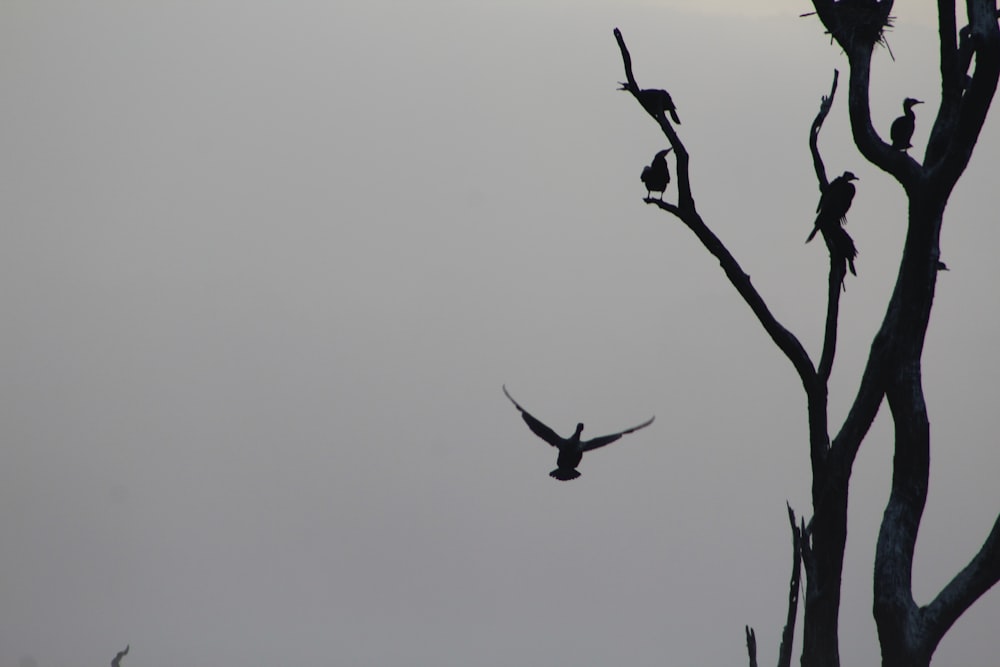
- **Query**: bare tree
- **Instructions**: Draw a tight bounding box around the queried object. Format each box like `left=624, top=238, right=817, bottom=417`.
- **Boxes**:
left=614, top=2, right=1000, bottom=666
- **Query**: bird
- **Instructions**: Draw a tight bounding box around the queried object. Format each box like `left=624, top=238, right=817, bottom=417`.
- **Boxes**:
left=641, top=149, right=672, bottom=200
left=503, top=385, right=654, bottom=481
left=890, top=98, right=923, bottom=150
left=806, top=171, right=858, bottom=243
left=633, top=88, right=682, bottom=124
left=830, top=226, right=858, bottom=277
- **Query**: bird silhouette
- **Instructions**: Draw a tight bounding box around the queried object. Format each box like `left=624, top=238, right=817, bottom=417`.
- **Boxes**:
left=830, top=226, right=858, bottom=277
left=641, top=149, right=672, bottom=200
left=806, top=171, right=858, bottom=243
left=503, top=385, right=654, bottom=481
left=890, top=98, right=923, bottom=150
left=635, top=88, right=681, bottom=124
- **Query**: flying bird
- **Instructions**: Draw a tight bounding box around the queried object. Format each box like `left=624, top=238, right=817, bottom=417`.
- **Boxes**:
left=631, top=87, right=682, bottom=124
left=806, top=171, right=858, bottom=243
left=890, top=98, right=923, bottom=150
left=641, top=149, right=672, bottom=200
left=503, top=385, right=654, bottom=481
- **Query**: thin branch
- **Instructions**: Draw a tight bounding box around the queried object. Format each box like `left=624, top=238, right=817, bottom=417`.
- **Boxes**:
left=112, top=645, right=129, bottom=667
left=674, top=207, right=817, bottom=387
left=777, top=504, right=803, bottom=667
left=746, top=625, right=758, bottom=667
left=617, top=29, right=816, bottom=389
left=809, top=70, right=845, bottom=383
left=809, top=70, right=839, bottom=190
left=920, top=510, right=1000, bottom=655
left=614, top=28, right=694, bottom=210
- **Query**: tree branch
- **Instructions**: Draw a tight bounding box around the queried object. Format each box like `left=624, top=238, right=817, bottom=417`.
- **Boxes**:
left=614, top=28, right=693, bottom=210
left=777, top=504, right=803, bottom=667
left=810, top=1, right=924, bottom=190
left=933, top=1, right=1000, bottom=192
left=809, top=70, right=839, bottom=190
left=920, top=510, right=1000, bottom=655
left=746, top=625, right=758, bottom=667
left=112, top=645, right=129, bottom=667
left=808, top=70, right=847, bottom=383
left=616, top=28, right=817, bottom=390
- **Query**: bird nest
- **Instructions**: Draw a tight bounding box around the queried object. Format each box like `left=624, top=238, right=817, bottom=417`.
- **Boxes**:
left=830, top=0, right=895, bottom=51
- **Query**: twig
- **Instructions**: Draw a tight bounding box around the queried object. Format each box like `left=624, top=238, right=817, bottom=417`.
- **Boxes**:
left=777, top=505, right=803, bottom=667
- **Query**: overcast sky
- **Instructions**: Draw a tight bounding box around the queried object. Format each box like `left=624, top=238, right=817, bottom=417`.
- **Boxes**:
left=2, top=1, right=999, bottom=666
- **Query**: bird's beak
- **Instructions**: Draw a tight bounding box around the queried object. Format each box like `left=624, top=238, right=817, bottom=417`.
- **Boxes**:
left=915, top=100, right=924, bottom=105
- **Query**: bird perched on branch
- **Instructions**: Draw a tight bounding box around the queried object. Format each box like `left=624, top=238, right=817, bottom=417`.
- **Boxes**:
left=890, top=97, right=923, bottom=150
left=641, top=149, right=672, bottom=200
left=503, top=385, right=654, bottom=481
left=631, top=87, right=682, bottom=124
left=806, top=171, right=858, bottom=243
left=830, top=226, right=858, bottom=277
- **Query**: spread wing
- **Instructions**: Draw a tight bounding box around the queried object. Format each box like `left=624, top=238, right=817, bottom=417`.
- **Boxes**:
left=503, top=385, right=564, bottom=447
left=580, top=415, right=655, bottom=452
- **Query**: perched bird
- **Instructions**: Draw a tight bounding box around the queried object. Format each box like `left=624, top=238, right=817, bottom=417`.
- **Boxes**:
left=830, top=226, right=858, bottom=277
left=641, top=149, right=672, bottom=200
left=634, top=88, right=682, bottom=124
left=890, top=98, right=923, bottom=150
left=503, top=385, right=654, bottom=481
left=806, top=171, right=858, bottom=243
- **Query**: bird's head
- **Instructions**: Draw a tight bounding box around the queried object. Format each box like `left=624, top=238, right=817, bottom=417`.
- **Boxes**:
left=904, top=98, right=924, bottom=108
left=574, top=423, right=585, bottom=437
left=843, top=171, right=859, bottom=181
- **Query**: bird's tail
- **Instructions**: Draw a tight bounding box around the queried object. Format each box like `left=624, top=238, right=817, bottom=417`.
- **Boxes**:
left=549, top=468, right=581, bottom=481
left=832, top=227, right=858, bottom=275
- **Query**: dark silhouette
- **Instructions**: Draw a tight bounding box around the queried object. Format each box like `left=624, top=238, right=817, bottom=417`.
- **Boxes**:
left=617, top=4, right=1000, bottom=663
left=890, top=97, right=923, bottom=150
left=502, top=385, right=654, bottom=481
left=112, top=646, right=129, bottom=667
left=634, top=88, right=682, bottom=124
left=829, top=226, right=858, bottom=277
left=641, top=149, right=672, bottom=199
left=806, top=171, right=858, bottom=243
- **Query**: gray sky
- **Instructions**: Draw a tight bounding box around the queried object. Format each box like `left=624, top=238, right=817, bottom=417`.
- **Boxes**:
left=2, top=1, right=999, bottom=666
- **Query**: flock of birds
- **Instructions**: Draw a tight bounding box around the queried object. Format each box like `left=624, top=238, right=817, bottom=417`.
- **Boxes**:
left=636, top=94, right=927, bottom=277
left=505, top=97, right=927, bottom=481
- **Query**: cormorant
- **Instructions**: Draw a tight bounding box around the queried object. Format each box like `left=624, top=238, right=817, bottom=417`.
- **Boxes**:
left=806, top=171, right=858, bottom=243
left=830, top=226, right=858, bottom=276
left=890, top=98, right=923, bottom=150
left=641, top=149, right=672, bottom=200
left=635, top=88, right=681, bottom=124
left=503, top=385, right=654, bottom=481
